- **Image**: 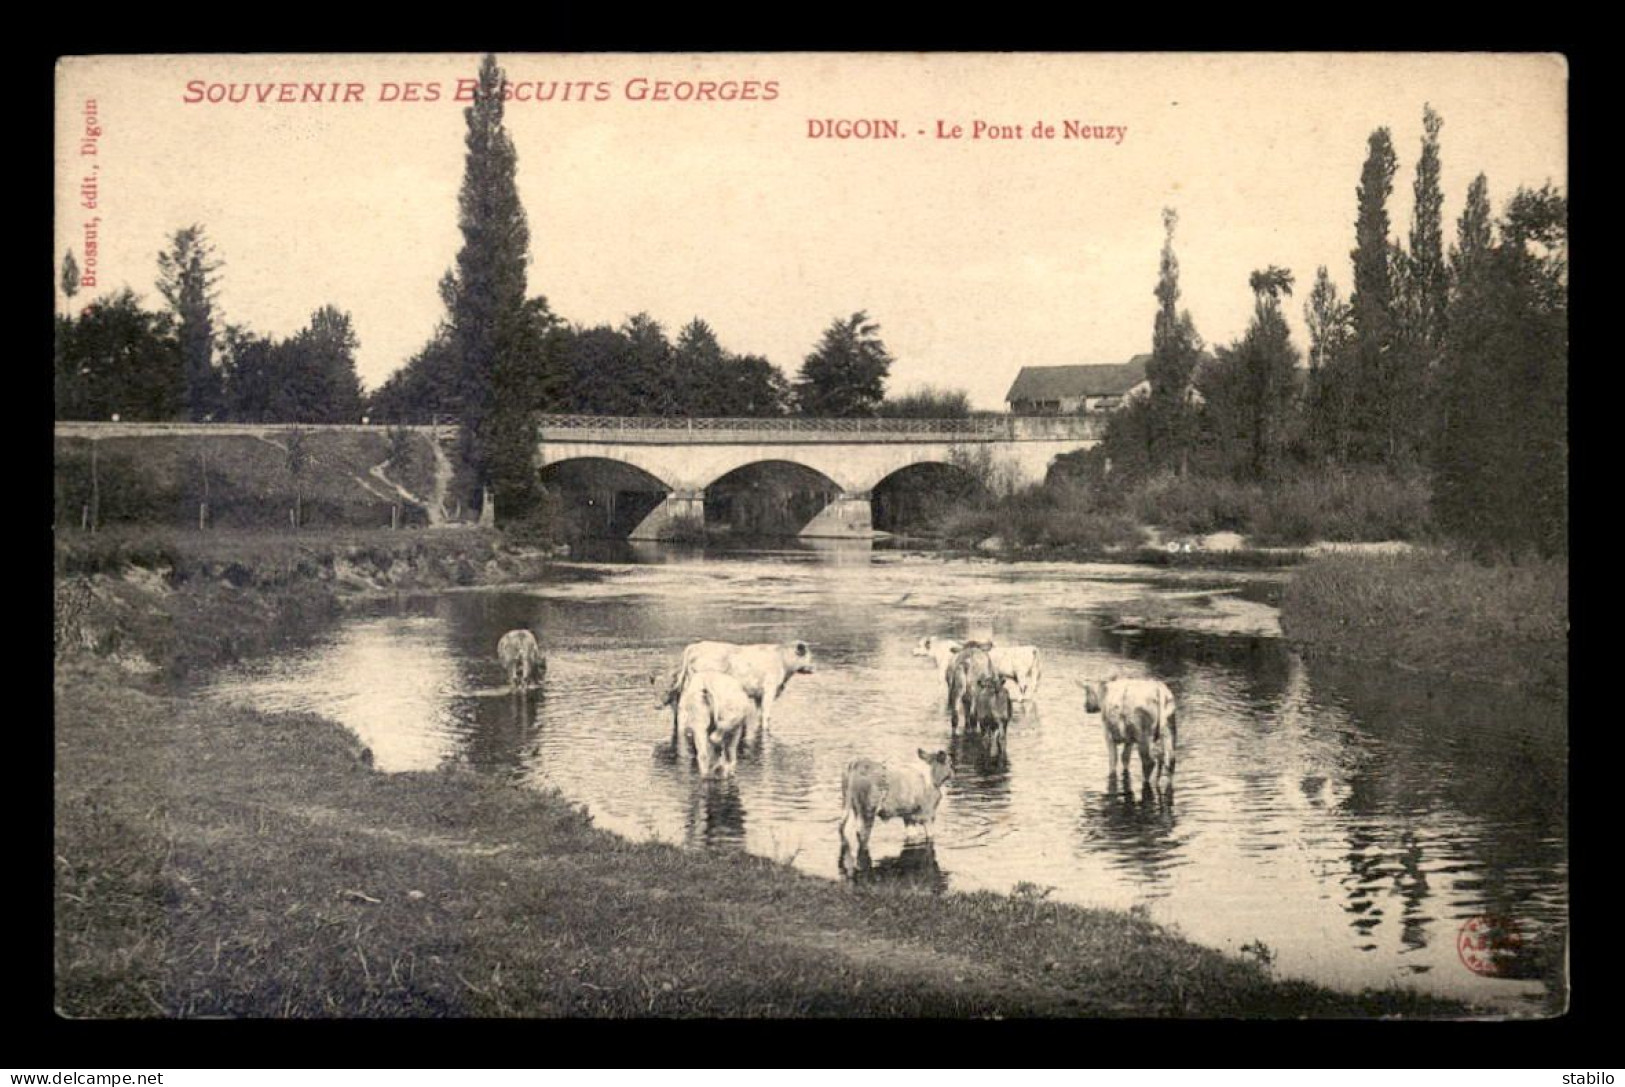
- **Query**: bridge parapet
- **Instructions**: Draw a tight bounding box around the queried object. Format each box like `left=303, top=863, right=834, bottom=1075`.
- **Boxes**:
left=536, top=414, right=1107, bottom=444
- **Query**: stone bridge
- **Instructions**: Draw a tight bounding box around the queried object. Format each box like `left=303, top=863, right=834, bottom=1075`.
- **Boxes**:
left=535, top=414, right=1105, bottom=538
left=52, top=416, right=1108, bottom=538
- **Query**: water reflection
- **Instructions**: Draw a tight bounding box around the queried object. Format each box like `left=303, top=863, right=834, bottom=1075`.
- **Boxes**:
left=574, top=536, right=875, bottom=566
left=846, top=839, right=949, bottom=894
left=949, top=726, right=1011, bottom=781
left=456, top=686, right=545, bottom=782
left=684, top=777, right=748, bottom=850
left=1081, top=771, right=1180, bottom=890
left=204, top=548, right=1566, bottom=1011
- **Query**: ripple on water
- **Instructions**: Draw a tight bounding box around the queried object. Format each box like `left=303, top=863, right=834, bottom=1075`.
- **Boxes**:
left=204, top=551, right=1567, bottom=1013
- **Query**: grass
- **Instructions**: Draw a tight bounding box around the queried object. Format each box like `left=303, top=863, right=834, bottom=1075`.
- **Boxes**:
left=1281, top=550, right=1568, bottom=693
left=54, top=430, right=442, bottom=531
left=51, top=531, right=1483, bottom=1018
left=52, top=527, right=552, bottom=678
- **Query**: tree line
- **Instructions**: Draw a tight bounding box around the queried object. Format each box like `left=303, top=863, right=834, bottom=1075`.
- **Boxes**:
left=1082, top=105, right=1565, bottom=557
left=53, top=60, right=1564, bottom=556
left=55, top=226, right=365, bottom=426
left=53, top=55, right=959, bottom=523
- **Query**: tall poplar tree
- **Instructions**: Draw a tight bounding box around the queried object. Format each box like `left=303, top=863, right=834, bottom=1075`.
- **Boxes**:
left=1200, top=268, right=1298, bottom=480
left=1406, top=106, right=1448, bottom=359
left=442, top=53, right=541, bottom=517
left=1303, top=265, right=1353, bottom=461
left=1145, top=207, right=1204, bottom=474
left=1433, top=185, right=1566, bottom=556
left=157, top=224, right=224, bottom=420
left=1345, top=128, right=1399, bottom=463
left=1450, top=172, right=1494, bottom=285
left=1395, top=106, right=1448, bottom=463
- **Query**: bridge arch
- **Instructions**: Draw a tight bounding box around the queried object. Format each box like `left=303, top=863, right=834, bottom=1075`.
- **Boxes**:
left=701, top=460, right=843, bottom=538
left=538, top=456, right=673, bottom=539
left=871, top=460, right=986, bottom=535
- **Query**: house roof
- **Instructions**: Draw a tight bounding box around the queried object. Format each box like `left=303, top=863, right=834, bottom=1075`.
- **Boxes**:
left=1004, top=355, right=1150, bottom=403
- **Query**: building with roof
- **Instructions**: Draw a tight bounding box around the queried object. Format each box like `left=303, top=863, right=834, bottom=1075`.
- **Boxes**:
left=1003, top=355, right=1151, bottom=415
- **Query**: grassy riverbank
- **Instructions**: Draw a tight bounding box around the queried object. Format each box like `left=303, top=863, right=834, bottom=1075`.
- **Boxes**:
left=1281, top=551, right=1568, bottom=695
left=55, top=429, right=452, bottom=532
left=52, top=529, right=1479, bottom=1018
left=933, top=468, right=1431, bottom=555
left=53, top=527, right=555, bottom=677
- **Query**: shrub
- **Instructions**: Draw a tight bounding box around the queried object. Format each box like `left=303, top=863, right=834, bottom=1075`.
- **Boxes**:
left=656, top=513, right=707, bottom=544
left=1281, top=550, right=1567, bottom=691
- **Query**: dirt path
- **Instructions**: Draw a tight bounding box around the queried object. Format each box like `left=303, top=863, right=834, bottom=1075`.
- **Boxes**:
left=427, top=436, right=456, bottom=526
left=369, top=462, right=441, bottom=525
left=247, top=431, right=415, bottom=511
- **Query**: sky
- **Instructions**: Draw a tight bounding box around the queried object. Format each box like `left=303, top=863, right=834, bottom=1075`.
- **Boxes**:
left=55, top=53, right=1567, bottom=411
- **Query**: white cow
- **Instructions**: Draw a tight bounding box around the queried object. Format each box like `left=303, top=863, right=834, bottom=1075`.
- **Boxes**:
left=989, top=645, right=1042, bottom=702
left=918, top=636, right=1041, bottom=702
left=1083, top=677, right=1178, bottom=785
left=674, top=640, right=814, bottom=735
left=674, top=670, right=754, bottom=777
left=496, top=629, right=546, bottom=692
left=911, top=635, right=963, bottom=681
left=839, top=750, right=955, bottom=870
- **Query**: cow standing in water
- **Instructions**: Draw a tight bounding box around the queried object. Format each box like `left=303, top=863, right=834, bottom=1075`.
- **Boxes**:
left=1084, top=677, right=1178, bottom=786
left=671, top=640, right=814, bottom=737
left=968, top=674, right=1014, bottom=756
left=945, top=643, right=997, bottom=732
left=497, top=629, right=546, bottom=693
left=912, top=636, right=964, bottom=683
left=989, top=644, right=1042, bottom=702
left=839, top=750, right=954, bottom=873
left=673, top=670, right=754, bottom=777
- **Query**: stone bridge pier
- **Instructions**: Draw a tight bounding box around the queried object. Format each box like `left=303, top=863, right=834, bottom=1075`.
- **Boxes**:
left=632, top=489, right=707, bottom=539
left=790, top=491, right=873, bottom=539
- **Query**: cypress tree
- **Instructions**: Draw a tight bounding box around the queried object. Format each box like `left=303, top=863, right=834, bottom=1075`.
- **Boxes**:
left=1146, top=208, right=1204, bottom=475
left=444, top=53, right=535, bottom=517
left=157, top=224, right=224, bottom=421
left=1347, top=128, right=1399, bottom=463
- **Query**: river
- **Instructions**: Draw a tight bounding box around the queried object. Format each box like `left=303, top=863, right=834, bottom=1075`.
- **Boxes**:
left=203, top=542, right=1567, bottom=1014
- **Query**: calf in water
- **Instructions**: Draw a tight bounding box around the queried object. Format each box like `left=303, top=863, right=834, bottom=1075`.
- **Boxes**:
left=839, top=750, right=954, bottom=873
left=497, top=629, right=546, bottom=693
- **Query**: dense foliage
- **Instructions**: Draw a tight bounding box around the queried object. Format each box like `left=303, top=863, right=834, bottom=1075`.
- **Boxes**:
left=793, top=312, right=894, bottom=417
left=1093, top=104, right=1566, bottom=557
left=157, top=225, right=225, bottom=422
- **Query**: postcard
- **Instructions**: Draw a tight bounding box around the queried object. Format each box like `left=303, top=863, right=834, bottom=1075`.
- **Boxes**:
left=53, top=53, right=1567, bottom=1020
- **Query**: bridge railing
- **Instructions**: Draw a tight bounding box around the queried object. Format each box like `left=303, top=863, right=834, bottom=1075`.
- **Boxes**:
left=535, top=414, right=1107, bottom=443
left=53, top=415, right=1109, bottom=443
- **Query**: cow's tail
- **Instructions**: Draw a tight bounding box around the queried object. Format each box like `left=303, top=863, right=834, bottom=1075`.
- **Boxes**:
left=1156, top=685, right=1178, bottom=769
left=701, top=682, right=718, bottom=740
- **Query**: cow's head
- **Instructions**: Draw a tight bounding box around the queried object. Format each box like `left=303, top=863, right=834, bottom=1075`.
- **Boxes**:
left=651, top=667, right=682, bottom=708
left=917, top=748, right=955, bottom=787
left=788, top=640, right=814, bottom=675
left=1083, top=681, right=1102, bottom=714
